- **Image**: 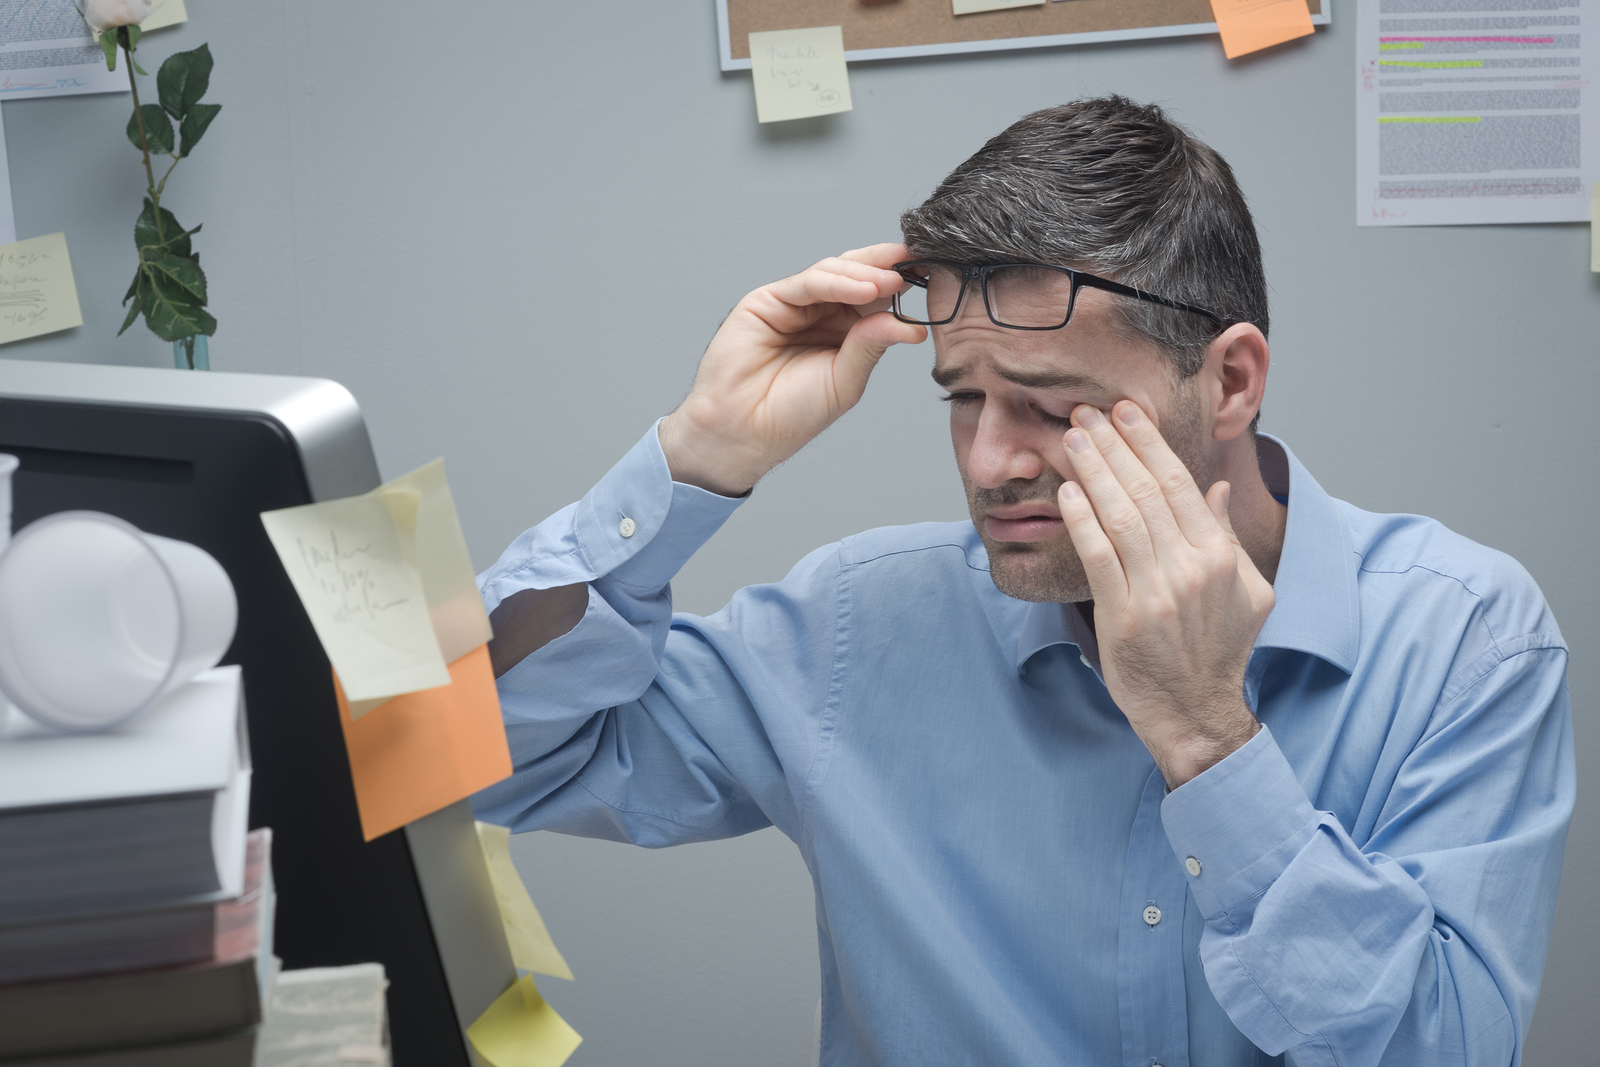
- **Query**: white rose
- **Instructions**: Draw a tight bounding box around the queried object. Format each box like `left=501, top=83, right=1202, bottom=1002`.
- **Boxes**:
left=84, top=0, right=153, bottom=34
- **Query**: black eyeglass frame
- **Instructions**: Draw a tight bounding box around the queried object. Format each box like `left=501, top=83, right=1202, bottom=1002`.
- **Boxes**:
left=890, top=260, right=1227, bottom=332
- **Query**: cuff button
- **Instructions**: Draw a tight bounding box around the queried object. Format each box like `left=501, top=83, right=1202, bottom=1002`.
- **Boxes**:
left=619, top=517, right=637, bottom=538
left=1185, top=856, right=1202, bottom=877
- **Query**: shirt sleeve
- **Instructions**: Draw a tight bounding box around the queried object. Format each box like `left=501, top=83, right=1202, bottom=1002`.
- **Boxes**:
left=1161, top=641, right=1573, bottom=1067
left=471, top=420, right=840, bottom=848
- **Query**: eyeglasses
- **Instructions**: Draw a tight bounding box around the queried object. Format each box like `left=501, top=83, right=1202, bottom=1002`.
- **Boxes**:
left=890, top=260, right=1226, bottom=332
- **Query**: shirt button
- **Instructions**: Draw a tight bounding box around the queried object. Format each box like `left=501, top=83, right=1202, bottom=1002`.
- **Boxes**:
left=1185, top=856, right=1202, bottom=877
left=618, top=517, right=636, bottom=538
left=1142, top=905, right=1162, bottom=927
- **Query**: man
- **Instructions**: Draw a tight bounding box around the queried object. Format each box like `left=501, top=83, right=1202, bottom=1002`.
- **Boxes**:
left=475, top=97, right=1572, bottom=1066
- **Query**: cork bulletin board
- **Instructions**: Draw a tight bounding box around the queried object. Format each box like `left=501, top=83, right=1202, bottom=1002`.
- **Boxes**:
left=717, top=0, right=1327, bottom=70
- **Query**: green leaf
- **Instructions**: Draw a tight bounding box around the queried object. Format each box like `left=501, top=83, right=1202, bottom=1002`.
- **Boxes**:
left=157, top=43, right=213, bottom=121
left=134, top=198, right=195, bottom=257
left=122, top=267, right=142, bottom=304
left=118, top=25, right=146, bottom=74
left=125, top=104, right=174, bottom=155
left=118, top=272, right=151, bottom=336
left=140, top=272, right=217, bottom=342
left=147, top=254, right=207, bottom=304
left=98, top=29, right=118, bottom=71
left=178, top=103, right=220, bottom=157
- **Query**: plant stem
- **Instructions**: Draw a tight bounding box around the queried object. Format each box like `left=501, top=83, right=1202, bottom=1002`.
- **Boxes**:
left=122, top=33, right=160, bottom=240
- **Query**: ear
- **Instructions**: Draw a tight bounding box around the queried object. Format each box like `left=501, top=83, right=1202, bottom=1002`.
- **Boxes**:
left=1198, top=323, right=1269, bottom=442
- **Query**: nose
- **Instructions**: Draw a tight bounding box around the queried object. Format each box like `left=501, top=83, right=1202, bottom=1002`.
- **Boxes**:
left=965, top=401, right=1047, bottom=489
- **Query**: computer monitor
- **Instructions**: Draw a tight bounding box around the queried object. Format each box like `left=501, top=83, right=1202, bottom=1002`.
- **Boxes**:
left=0, top=358, right=514, bottom=1067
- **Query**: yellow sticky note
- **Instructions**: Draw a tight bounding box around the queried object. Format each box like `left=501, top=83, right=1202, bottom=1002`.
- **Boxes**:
left=475, top=822, right=574, bottom=981
left=953, top=0, right=1045, bottom=13
left=1208, top=0, right=1314, bottom=59
left=381, top=459, right=494, bottom=666
left=1591, top=184, right=1598, bottom=272
left=141, top=0, right=188, bottom=31
left=261, top=488, right=452, bottom=702
left=748, top=26, right=852, bottom=124
left=467, top=975, right=582, bottom=1067
left=0, top=233, right=84, bottom=346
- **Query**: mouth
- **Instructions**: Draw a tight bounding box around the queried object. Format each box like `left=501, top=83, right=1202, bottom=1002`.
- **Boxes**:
left=983, top=504, right=1064, bottom=543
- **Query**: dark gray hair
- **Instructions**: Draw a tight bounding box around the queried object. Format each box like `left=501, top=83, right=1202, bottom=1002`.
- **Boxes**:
left=899, top=96, right=1267, bottom=380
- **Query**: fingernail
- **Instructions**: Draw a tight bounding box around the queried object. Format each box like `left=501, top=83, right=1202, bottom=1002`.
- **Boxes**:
left=1074, top=406, right=1103, bottom=428
left=1061, top=481, right=1083, bottom=500
left=1065, top=428, right=1090, bottom=452
left=1116, top=404, right=1141, bottom=427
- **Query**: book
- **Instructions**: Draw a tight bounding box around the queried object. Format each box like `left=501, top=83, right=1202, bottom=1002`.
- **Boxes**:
left=0, top=1026, right=258, bottom=1067
left=0, top=827, right=274, bottom=1060
left=0, top=829, right=272, bottom=987
left=0, top=668, right=251, bottom=924
left=255, top=963, right=391, bottom=1067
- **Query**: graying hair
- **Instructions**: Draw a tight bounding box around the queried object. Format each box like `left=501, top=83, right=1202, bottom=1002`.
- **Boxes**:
left=899, top=97, right=1268, bottom=380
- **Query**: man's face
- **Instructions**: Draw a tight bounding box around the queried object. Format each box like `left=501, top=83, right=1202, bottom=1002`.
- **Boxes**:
left=933, top=287, right=1208, bottom=604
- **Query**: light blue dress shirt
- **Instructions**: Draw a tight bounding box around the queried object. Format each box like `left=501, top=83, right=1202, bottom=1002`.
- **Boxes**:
left=475, top=425, right=1573, bottom=1067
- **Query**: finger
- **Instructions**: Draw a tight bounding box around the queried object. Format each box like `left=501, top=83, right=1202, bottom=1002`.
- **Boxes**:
left=1072, top=404, right=1187, bottom=551
left=837, top=242, right=912, bottom=270
left=829, top=310, right=927, bottom=405
left=1113, top=400, right=1225, bottom=549
left=1061, top=421, right=1157, bottom=577
left=767, top=256, right=905, bottom=312
left=1057, top=480, right=1129, bottom=607
left=1208, top=481, right=1277, bottom=616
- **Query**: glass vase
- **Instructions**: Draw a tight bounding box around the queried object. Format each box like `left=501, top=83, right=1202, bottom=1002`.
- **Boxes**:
left=173, top=335, right=210, bottom=370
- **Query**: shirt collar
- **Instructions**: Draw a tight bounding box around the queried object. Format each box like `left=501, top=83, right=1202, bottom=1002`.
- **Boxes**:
left=1012, top=433, right=1360, bottom=675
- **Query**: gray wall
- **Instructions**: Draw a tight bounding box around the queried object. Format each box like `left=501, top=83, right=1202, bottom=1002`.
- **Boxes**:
left=4, top=2, right=1595, bottom=1064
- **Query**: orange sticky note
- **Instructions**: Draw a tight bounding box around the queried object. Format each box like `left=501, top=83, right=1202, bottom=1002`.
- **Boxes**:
left=334, top=643, right=512, bottom=841
left=1209, top=0, right=1313, bottom=59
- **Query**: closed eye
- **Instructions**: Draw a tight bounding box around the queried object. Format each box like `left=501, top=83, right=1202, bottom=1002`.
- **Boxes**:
left=939, top=391, right=982, bottom=408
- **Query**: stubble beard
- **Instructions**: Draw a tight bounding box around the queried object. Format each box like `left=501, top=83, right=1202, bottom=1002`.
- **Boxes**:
left=964, top=384, right=1207, bottom=605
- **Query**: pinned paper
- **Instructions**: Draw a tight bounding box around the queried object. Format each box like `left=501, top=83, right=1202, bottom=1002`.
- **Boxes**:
left=335, top=644, right=512, bottom=841
left=263, top=458, right=492, bottom=714
left=953, top=0, right=1044, bottom=13
left=748, top=26, right=852, bottom=124
left=475, top=822, right=574, bottom=981
left=1209, top=0, right=1314, bottom=59
left=142, top=0, right=189, bottom=31
left=263, top=490, right=451, bottom=703
left=0, top=234, right=84, bottom=345
left=467, top=975, right=581, bottom=1067
left=1591, top=184, right=1598, bottom=272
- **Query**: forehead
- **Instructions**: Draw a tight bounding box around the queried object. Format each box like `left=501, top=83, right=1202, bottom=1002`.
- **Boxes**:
left=929, top=290, right=1173, bottom=398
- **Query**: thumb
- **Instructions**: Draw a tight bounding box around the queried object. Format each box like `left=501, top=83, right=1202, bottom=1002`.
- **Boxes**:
left=1206, top=481, right=1241, bottom=544
left=832, top=311, right=926, bottom=404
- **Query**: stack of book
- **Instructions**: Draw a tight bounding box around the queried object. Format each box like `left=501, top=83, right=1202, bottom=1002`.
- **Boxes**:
left=0, top=667, right=272, bottom=1067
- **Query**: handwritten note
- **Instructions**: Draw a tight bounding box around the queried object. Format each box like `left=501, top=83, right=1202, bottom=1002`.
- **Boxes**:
left=0, top=233, right=83, bottom=345
left=953, top=0, right=1045, bottom=14
left=476, top=822, right=574, bottom=981
left=141, top=0, right=189, bottom=31
left=467, top=976, right=581, bottom=1067
left=382, top=459, right=493, bottom=666
left=748, top=26, right=852, bottom=124
left=261, top=489, right=452, bottom=703
left=1208, top=0, right=1314, bottom=58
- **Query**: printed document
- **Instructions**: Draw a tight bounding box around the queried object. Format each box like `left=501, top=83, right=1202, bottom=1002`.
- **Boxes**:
left=1357, top=0, right=1598, bottom=225
left=0, top=0, right=125, bottom=100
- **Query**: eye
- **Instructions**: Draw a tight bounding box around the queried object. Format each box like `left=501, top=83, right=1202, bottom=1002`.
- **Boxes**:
left=939, top=391, right=982, bottom=409
left=1036, top=408, right=1074, bottom=429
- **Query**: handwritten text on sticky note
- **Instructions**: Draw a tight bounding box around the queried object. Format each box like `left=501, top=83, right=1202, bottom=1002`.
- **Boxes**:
left=1209, top=0, right=1314, bottom=59
left=0, top=233, right=84, bottom=346
left=748, top=26, right=852, bottom=124
left=262, top=490, right=452, bottom=702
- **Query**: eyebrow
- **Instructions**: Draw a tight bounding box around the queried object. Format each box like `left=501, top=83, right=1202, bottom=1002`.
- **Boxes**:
left=931, top=362, right=1118, bottom=395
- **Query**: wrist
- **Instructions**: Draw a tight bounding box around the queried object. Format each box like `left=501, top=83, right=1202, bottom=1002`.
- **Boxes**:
left=1154, top=707, right=1260, bottom=791
left=657, top=412, right=762, bottom=498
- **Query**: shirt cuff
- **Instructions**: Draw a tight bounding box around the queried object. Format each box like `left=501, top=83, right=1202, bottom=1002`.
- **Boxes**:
left=1160, top=724, right=1322, bottom=919
left=478, top=420, right=745, bottom=610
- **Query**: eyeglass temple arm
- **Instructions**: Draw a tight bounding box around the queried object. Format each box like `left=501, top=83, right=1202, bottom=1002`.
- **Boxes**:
left=1075, top=274, right=1225, bottom=326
